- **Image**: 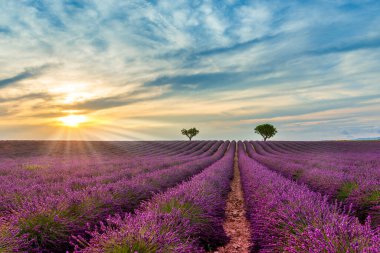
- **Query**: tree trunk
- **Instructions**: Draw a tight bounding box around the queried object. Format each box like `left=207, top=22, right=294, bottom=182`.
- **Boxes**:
left=264, top=137, right=267, bottom=141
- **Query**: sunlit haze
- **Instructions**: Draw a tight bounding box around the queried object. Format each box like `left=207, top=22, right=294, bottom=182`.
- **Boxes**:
left=59, top=115, right=88, bottom=127
left=0, top=1, right=379, bottom=140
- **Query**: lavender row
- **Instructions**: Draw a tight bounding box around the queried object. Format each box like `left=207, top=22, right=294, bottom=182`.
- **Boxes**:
left=0, top=140, right=192, bottom=160
left=254, top=141, right=380, bottom=173
left=0, top=143, right=221, bottom=211
left=0, top=141, right=214, bottom=179
left=0, top=142, right=225, bottom=252
left=0, top=140, right=212, bottom=181
left=0, top=141, right=222, bottom=214
left=238, top=142, right=380, bottom=252
left=247, top=141, right=380, bottom=226
left=75, top=141, right=236, bottom=253
left=0, top=141, right=229, bottom=252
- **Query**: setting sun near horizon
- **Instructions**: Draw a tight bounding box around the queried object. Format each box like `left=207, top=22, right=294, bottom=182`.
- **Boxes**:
left=59, top=115, right=88, bottom=127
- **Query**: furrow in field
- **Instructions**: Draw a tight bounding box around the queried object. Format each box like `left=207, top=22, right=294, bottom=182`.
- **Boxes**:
left=214, top=143, right=251, bottom=253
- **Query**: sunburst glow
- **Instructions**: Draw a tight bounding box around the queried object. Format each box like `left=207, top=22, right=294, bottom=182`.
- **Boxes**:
left=59, top=115, right=88, bottom=127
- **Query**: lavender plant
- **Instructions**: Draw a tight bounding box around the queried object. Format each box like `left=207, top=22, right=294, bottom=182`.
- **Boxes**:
left=76, top=142, right=236, bottom=252
left=247, top=141, right=380, bottom=226
left=0, top=141, right=227, bottom=252
left=238, top=141, right=380, bottom=252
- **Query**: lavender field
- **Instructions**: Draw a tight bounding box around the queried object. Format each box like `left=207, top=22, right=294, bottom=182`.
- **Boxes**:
left=0, top=140, right=379, bottom=252
left=3, top=0, right=380, bottom=252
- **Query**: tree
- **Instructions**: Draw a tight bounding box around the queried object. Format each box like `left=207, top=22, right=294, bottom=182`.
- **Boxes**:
left=181, top=128, right=199, bottom=141
left=254, top=124, right=277, bottom=141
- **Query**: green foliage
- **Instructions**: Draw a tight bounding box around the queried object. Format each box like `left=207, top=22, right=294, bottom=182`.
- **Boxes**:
left=364, top=190, right=380, bottom=205
left=18, top=212, right=70, bottom=250
left=70, top=181, right=87, bottom=191
left=337, top=182, right=358, bottom=201
left=0, top=223, right=18, bottom=253
left=104, top=238, right=158, bottom=253
left=22, top=164, right=46, bottom=170
left=292, top=169, right=304, bottom=181
left=62, top=196, right=115, bottom=225
left=181, top=127, right=199, bottom=141
left=254, top=124, right=277, bottom=141
left=159, top=198, right=206, bottom=225
left=0, top=223, right=11, bottom=241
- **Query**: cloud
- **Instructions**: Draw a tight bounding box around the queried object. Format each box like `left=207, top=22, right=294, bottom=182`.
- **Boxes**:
left=194, top=34, right=279, bottom=57
left=0, top=92, right=52, bottom=103
left=27, top=1, right=66, bottom=29
left=144, top=67, right=279, bottom=90
left=308, top=37, right=380, bottom=55
left=238, top=94, right=380, bottom=121
left=145, top=72, right=242, bottom=90
left=341, top=130, right=352, bottom=137
left=339, top=124, right=380, bottom=140
left=0, top=72, right=35, bottom=88
left=0, top=0, right=380, bottom=140
left=64, top=87, right=166, bottom=111
left=66, top=94, right=140, bottom=111
left=0, top=26, right=12, bottom=35
left=91, top=38, right=109, bottom=52
left=0, top=64, right=56, bottom=88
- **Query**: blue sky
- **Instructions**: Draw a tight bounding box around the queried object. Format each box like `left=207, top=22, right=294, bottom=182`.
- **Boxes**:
left=0, top=0, right=379, bottom=140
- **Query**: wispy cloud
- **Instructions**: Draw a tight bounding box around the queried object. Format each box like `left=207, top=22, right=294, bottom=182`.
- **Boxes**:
left=308, top=37, right=380, bottom=55
left=0, top=64, right=56, bottom=88
left=0, top=0, right=379, bottom=140
left=0, top=92, right=52, bottom=103
left=64, top=87, right=167, bottom=111
left=0, top=26, right=12, bottom=34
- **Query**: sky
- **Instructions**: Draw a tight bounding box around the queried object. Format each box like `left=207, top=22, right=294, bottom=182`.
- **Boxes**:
left=0, top=0, right=380, bottom=141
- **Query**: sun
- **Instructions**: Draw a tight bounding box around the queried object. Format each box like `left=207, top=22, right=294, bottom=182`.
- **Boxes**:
left=59, top=115, right=88, bottom=127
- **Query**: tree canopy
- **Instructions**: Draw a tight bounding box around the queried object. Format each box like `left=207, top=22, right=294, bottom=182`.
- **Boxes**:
left=254, top=124, right=277, bottom=141
left=181, top=128, right=199, bottom=141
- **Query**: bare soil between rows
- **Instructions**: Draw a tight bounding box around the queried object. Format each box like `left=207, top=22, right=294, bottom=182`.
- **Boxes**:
left=214, top=149, right=252, bottom=253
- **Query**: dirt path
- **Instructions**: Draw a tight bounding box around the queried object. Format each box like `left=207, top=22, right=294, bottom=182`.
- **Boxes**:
left=214, top=148, right=252, bottom=253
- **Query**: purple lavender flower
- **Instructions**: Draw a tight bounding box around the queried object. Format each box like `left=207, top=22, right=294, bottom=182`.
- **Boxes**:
left=0, top=141, right=228, bottom=252
left=238, top=141, right=380, bottom=252
left=76, top=142, right=236, bottom=252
